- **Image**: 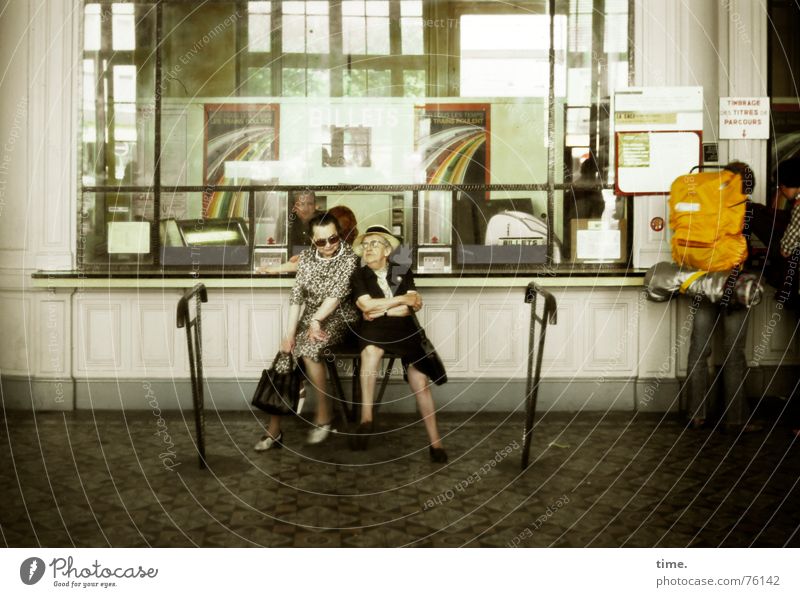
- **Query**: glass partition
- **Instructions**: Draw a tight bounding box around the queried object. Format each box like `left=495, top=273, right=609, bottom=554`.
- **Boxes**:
left=80, top=192, right=154, bottom=266
left=79, top=0, right=632, bottom=273
left=553, top=0, right=630, bottom=264
left=81, top=3, right=155, bottom=187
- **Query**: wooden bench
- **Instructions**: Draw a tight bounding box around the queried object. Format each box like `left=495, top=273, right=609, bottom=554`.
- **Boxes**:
left=323, top=336, right=400, bottom=424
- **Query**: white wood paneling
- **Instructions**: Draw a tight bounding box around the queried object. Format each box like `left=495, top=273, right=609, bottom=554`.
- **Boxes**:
left=674, top=296, right=697, bottom=377
left=198, top=302, right=233, bottom=371
left=240, top=302, right=283, bottom=372
left=749, top=297, right=800, bottom=366
left=38, top=296, right=68, bottom=375
left=0, top=292, right=32, bottom=374
left=133, top=301, right=178, bottom=372
left=75, top=298, right=124, bottom=374
left=586, top=301, right=635, bottom=373
left=637, top=297, right=676, bottom=378
left=477, top=303, right=518, bottom=371
left=419, top=297, right=469, bottom=373
left=540, top=296, right=579, bottom=374
left=536, top=289, right=641, bottom=377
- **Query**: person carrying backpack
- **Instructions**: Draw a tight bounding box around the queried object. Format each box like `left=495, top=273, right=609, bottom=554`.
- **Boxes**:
left=773, top=158, right=800, bottom=437
left=776, top=157, right=800, bottom=257
left=671, top=162, right=763, bottom=433
left=748, top=156, right=800, bottom=309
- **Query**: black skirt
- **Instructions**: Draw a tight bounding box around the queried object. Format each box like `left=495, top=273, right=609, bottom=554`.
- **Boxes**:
left=357, top=316, right=437, bottom=379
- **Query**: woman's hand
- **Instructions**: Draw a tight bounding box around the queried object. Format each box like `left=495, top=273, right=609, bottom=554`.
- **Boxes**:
left=407, top=293, right=423, bottom=312
left=280, top=335, right=296, bottom=354
left=306, top=319, right=329, bottom=343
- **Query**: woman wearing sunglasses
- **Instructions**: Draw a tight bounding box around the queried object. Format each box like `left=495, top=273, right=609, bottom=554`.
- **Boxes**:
left=255, top=212, right=359, bottom=450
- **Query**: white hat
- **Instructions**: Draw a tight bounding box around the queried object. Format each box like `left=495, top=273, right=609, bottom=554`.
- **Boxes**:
left=353, top=225, right=401, bottom=256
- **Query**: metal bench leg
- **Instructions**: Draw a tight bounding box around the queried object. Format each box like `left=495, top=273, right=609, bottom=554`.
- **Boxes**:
left=326, top=359, right=353, bottom=424
left=352, top=356, right=362, bottom=423
left=373, top=357, right=395, bottom=415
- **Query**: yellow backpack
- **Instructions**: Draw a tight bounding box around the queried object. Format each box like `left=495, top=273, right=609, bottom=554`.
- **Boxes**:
left=669, top=167, right=750, bottom=272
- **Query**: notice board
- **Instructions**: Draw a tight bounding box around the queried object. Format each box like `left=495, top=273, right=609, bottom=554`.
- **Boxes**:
left=614, top=130, right=702, bottom=195
left=613, top=87, right=703, bottom=195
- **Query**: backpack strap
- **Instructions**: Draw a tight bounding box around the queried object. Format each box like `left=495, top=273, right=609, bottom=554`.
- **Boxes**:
left=679, top=270, right=707, bottom=294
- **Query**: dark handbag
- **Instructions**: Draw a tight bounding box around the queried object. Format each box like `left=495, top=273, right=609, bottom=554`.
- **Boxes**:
left=409, top=314, right=448, bottom=385
left=251, top=352, right=302, bottom=415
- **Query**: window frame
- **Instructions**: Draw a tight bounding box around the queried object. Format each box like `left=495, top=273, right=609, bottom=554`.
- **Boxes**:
left=78, top=0, right=634, bottom=274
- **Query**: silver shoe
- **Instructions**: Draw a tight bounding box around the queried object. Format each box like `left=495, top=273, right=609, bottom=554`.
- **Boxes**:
left=306, top=423, right=332, bottom=445
left=254, top=432, right=283, bottom=451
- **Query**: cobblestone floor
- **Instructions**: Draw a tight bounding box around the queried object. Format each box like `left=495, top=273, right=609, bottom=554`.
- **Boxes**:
left=1, top=410, right=798, bottom=547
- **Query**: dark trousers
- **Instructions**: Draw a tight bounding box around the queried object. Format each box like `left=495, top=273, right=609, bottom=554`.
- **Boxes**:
left=685, top=299, right=749, bottom=425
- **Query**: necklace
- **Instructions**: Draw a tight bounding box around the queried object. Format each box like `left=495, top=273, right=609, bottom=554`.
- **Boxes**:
left=314, top=243, right=344, bottom=261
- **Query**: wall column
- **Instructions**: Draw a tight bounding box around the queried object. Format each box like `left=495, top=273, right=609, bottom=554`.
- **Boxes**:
left=717, top=0, right=768, bottom=201
left=0, top=0, right=80, bottom=410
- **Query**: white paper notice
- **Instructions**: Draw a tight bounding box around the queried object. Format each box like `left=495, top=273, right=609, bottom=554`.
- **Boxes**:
left=576, top=229, right=620, bottom=260
left=107, top=222, right=150, bottom=254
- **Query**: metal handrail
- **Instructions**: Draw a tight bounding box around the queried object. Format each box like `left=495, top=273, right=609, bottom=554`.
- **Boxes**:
left=521, top=282, right=558, bottom=470
left=177, top=284, right=209, bottom=469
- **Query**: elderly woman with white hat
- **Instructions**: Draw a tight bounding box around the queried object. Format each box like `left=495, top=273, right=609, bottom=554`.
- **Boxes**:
left=349, top=225, right=447, bottom=462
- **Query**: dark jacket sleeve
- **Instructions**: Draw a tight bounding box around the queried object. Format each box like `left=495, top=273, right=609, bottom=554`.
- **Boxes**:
left=351, top=266, right=371, bottom=300
left=389, top=264, right=417, bottom=295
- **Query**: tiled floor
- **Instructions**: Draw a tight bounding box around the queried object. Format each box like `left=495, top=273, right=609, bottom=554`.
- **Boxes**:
left=1, top=409, right=798, bottom=547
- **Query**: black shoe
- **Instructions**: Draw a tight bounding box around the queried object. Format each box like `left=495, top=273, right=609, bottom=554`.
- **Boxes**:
left=429, top=446, right=448, bottom=463
left=687, top=417, right=706, bottom=430
left=722, top=422, right=764, bottom=435
left=349, top=421, right=373, bottom=451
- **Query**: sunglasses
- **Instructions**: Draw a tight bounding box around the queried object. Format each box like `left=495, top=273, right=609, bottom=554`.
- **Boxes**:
left=312, top=234, right=340, bottom=247
left=360, top=240, right=389, bottom=251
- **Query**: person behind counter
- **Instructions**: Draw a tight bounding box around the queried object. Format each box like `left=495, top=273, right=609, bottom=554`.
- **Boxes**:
left=349, top=225, right=448, bottom=462
left=259, top=205, right=359, bottom=275
left=254, top=212, right=359, bottom=451
left=288, top=190, right=323, bottom=257
left=562, top=157, right=605, bottom=260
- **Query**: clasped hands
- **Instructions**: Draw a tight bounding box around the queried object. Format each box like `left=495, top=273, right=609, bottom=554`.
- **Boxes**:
left=363, top=293, right=422, bottom=321
left=306, top=319, right=329, bottom=343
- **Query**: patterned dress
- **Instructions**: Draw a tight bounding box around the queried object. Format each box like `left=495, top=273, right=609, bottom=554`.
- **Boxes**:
left=290, top=243, right=359, bottom=361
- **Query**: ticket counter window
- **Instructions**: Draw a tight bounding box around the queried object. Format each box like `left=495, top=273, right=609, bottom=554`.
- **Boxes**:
left=81, top=5, right=155, bottom=185
left=80, top=193, right=155, bottom=266
left=78, top=0, right=632, bottom=272
left=553, top=0, right=630, bottom=262
left=417, top=189, right=552, bottom=269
